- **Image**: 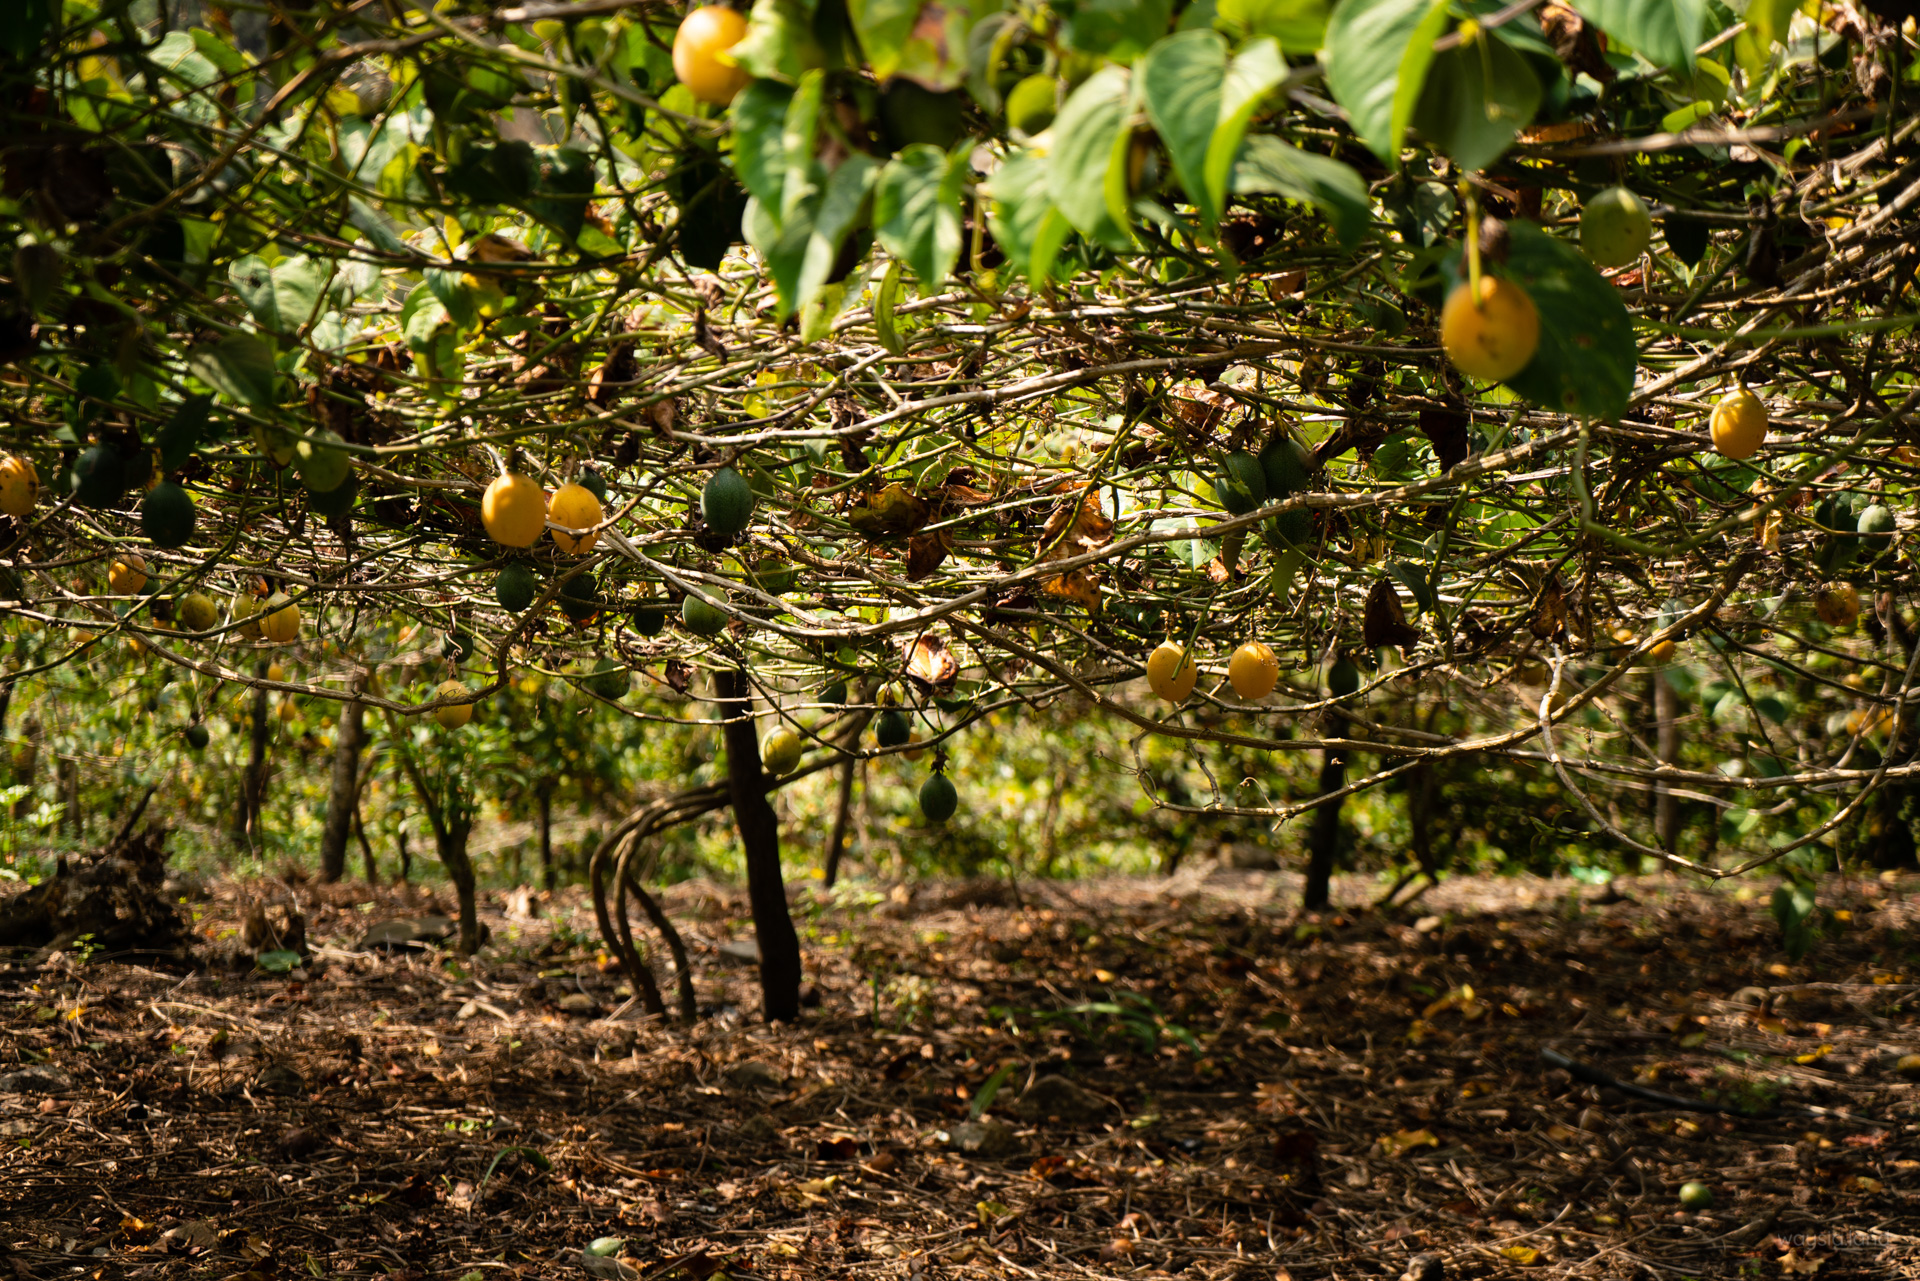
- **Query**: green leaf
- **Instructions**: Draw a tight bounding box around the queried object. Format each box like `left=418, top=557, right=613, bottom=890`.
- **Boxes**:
left=1569, top=0, right=1706, bottom=72
left=425, top=267, right=477, bottom=331
left=1322, top=0, right=1451, bottom=164
left=874, top=144, right=966, bottom=288
left=1386, top=559, right=1437, bottom=614
left=874, top=258, right=906, bottom=354
left=850, top=0, right=1001, bottom=89
left=188, top=334, right=278, bottom=408
left=229, top=254, right=329, bottom=334
left=1230, top=135, right=1371, bottom=249
left=780, top=71, right=828, bottom=224
left=796, top=152, right=880, bottom=305
left=156, top=395, right=213, bottom=472
left=984, top=150, right=1074, bottom=282
left=1213, top=0, right=1331, bottom=50
left=1204, top=38, right=1289, bottom=225
left=1139, top=31, right=1229, bottom=226
left=528, top=146, right=594, bottom=243
left=734, top=0, right=827, bottom=84
left=1495, top=221, right=1637, bottom=421
left=730, top=79, right=796, bottom=213
left=1048, top=65, right=1133, bottom=250
left=743, top=196, right=813, bottom=316
left=1063, top=0, right=1173, bottom=62
left=1410, top=32, right=1540, bottom=172
left=1743, top=0, right=1796, bottom=57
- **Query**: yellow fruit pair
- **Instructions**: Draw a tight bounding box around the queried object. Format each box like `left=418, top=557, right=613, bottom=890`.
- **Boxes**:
left=1146, top=640, right=1280, bottom=704
left=482, top=472, right=604, bottom=554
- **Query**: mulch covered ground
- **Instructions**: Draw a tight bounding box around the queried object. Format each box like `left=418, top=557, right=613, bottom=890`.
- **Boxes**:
left=3, top=866, right=1919, bottom=1280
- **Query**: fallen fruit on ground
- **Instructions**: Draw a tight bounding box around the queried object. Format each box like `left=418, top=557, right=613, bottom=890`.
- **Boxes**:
left=1228, top=641, right=1280, bottom=699
left=672, top=6, right=750, bottom=106
left=1146, top=642, right=1198, bottom=704
left=1677, top=1182, right=1713, bottom=1209
left=1440, top=275, right=1539, bottom=382
left=1709, top=389, right=1767, bottom=461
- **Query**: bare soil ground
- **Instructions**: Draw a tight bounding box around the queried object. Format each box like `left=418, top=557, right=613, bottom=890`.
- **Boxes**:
left=4, top=865, right=1920, bottom=1281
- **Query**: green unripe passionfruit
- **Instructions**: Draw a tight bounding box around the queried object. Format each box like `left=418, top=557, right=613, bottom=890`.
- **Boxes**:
left=875, top=707, right=911, bottom=748
left=1260, top=435, right=1314, bottom=497
left=1580, top=186, right=1653, bottom=270
left=1327, top=656, right=1361, bottom=698
left=559, top=570, right=600, bottom=623
left=71, top=446, right=126, bottom=509
left=820, top=679, right=848, bottom=705
left=495, top=562, right=539, bottom=613
left=1005, top=74, right=1058, bottom=136
left=579, top=467, right=608, bottom=504
left=630, top=600, right=670, bottom=636
left=753, top=555, right=798, bottom=596
left=1858, top=503, right=1896, bottom=559
left=761, top=727, right=804, bottom=776
left=184, top=723, right=210, bottom=750
left=140, top=481, right=196, bottom=549
left=701, top=466, right=755, bottom=538
left=1216, top=450, right=1268, bottom=516
left=681, top=593, right=729, bottom=636
left=586, top=658, right=630, bottom=701
left=308, top=469, right=358, bottom=519
left=294, top=428, right=352, bottom=494
left=879, top=80, right=968, bottom=151
left=919, top=772, right=958, bottom=822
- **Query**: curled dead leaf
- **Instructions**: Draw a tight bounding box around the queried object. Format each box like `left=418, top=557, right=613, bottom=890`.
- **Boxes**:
left=905, top=633, right=959, bottom=690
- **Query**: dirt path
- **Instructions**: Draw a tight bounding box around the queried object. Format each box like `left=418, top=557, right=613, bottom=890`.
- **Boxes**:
left=3, top=868, right=1918, bottom=1279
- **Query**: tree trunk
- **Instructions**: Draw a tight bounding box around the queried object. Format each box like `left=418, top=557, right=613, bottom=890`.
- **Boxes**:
left=538, top=790, right=555, bottom=891
left=715, top=666, right=801, bottom=1022
left=1655, top=671, right=1680, bottom=854
left=236, top=659, right=270, bottom=849
left=1303, top=749, right=1347, bottom=911
left=822, top=756, right=856, bottom=888
left=319, top=679, right=367, bottom=882
left=437, top=818, right=479, bottom=954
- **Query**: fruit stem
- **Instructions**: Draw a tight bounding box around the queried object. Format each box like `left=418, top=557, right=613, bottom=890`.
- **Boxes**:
left=1460, top=181, right=1484, bottom=309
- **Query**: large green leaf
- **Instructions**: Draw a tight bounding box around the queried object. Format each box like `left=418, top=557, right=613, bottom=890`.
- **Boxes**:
left=849, top=0, right=1000, bottom=89
left=743, top=196, right=814, bottom=314
left=1569, top=0, right=1705, bottom=72
left=1048, top=65, right=1133, bottom=251
left=1063, top=0, right=1173, bottom=62
left=1139, top=31, right=1229, bottom=226
left=779, top=70, right=828, bottom=225
left=1496, top=221, right=1637, bottom=420
left=796, top=153, right=880, bottom=306
left=1204, top=38, right=1289, bottom=226
left=733, top=0, right=827, bottom=83
left=229, top=255, right=328, bottom=334
left=188, top=334, right=278, bottom=408
left=1213, top=0, right=1331, bottom=50
left=1230, top=135, right=1371, bottom=249
left=984, top=149, right=1074, bottom=281
left=730, top=79, right=796, bottom=213
left=874, top=144, right=967, bottom=287
left=1411, top=32, right=1541, bottom=172
left=528, top=146, right=593, bottom=243
left=1322, top=0, right=1451, bottom=164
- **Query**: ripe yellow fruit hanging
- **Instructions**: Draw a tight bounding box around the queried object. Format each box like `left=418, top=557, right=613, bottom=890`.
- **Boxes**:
left=1228, top=641, right=1280, bottom=699
left=266, top=661, right=286, bottom=683
left=0, top=454, right=38, bottom=517
left=547, top=481, right=604, bottom=555
left=260, top=592, right=300, bottom=644
left=672, top=6, right=751, bottom=106
left=177, top=591, right=218, bottom=633
left=109, top=551, right=147, bottom=595
left=433, top=679, right=474, bottom=728
left=1146, top=641, right=1199, bottom=704
left=1440, top=275, right=1540, bottom=382
left=1709, top=389, right=1768, bottom=461
left=482, top=471, right=547, bottom=548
